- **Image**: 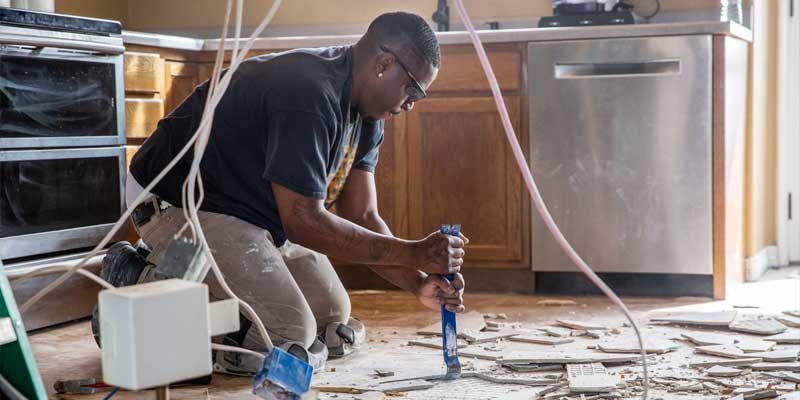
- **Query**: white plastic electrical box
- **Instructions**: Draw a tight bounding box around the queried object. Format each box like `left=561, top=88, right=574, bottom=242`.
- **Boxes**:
left=99, top=279, right=212, bottom=390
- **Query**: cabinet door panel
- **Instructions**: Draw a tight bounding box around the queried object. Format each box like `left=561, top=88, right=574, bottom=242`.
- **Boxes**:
left=407, top=97, right=525, bottom=265
left=375, top=115, right=408, bottom=238
left=163, top=61, right=199, bottom=115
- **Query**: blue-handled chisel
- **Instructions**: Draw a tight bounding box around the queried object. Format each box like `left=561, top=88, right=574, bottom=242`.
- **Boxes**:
left=439, top=224, right=461, bottom=380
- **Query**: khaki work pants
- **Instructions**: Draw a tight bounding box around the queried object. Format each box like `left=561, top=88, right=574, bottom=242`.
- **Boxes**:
left=135, top=206, right=351, bottom=352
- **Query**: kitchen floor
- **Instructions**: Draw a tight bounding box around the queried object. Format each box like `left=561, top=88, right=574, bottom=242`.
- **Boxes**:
left=30, top=267, right=799, bottom=399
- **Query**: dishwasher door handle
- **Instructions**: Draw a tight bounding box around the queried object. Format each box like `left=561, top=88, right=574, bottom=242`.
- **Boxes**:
left=554, top=59, right=681, bottom=79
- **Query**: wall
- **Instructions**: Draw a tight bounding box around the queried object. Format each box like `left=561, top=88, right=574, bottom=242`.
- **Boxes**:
left=746, top=0, right=779, bottom=258
left=55, top=0, right=129, bottom=26
left=56, top=0, right=732, bottom=31
left=54, top=0, right=775, bottom=259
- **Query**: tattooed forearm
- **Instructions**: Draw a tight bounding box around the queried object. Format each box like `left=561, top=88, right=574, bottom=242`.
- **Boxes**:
left=287, top=201, right=403, bottom=265
left=368, top=238, right=390, bottom=261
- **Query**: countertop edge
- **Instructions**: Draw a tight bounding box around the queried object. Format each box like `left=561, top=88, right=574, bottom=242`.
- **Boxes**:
left=121, top=20, right=752, bottom=53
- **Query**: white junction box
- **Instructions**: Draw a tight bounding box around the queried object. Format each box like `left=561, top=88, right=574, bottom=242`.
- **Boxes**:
left=99, top=279, right=212, bottom=390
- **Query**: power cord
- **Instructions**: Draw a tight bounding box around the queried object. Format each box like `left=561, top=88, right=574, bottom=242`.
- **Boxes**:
left=453, top=0, right=650, bottom=398
left=19, top=0, right=283, bottom=357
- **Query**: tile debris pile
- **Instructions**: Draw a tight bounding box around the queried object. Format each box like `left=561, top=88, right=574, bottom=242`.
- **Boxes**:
left=312, top=308, right=800, bottom=399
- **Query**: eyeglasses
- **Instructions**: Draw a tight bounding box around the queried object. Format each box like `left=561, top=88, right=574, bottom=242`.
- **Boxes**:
left=379, top=45, right=427, bottom=103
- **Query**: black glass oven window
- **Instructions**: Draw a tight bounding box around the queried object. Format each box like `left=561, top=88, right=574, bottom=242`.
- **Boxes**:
left=0, top=54, right=117, bottom=138
left=0, top=156, right=120, bottom=237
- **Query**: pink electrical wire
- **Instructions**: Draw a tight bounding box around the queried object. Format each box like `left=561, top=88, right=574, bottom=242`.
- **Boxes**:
left=451, top=1, right=649, bottom=396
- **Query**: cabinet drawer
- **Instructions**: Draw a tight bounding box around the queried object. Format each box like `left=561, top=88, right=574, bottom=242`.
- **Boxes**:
left=125, top=98, right=164, bottom=138
left=124, top=52, right=165, bottom=94
left=428, top=46, right=520, bottom=93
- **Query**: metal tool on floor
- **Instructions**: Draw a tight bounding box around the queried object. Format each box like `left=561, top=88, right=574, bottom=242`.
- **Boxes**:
left=54, top=378, right=112, bottom=395
left=53, top=378, right=113, bottom=394
left=440, top=224, right=462, bottom=380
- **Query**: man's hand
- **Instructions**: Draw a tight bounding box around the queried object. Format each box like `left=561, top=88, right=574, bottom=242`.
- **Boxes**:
left=412, top=231, right=470, bottom=275
left=415, top=273, right=465, bottom=313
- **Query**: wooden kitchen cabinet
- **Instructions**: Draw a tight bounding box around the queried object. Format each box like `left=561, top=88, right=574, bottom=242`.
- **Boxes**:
left=374, top=114, right=409, bottom=238
left=163, top=61, right=201, bottom=115
left=123, top=43, right=531, bottom=272
left=404, top=96, right=527, bottom=268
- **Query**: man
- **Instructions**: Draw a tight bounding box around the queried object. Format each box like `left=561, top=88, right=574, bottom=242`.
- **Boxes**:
left=96, top=12, right=468, bottom=373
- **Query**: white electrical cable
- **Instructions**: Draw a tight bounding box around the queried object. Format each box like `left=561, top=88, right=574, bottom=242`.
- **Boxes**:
left=10, top=265, right=113, bottom=290
left=19, top=2, right=283, bottom=354
left=180, top=0, right=284, bottom=353
left=451, top=1, right=650, bottom=397
left=212, top=343, right=266, bottom=360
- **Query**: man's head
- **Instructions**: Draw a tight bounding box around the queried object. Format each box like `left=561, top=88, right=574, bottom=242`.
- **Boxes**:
left=353, top=12, right=440, bottom=121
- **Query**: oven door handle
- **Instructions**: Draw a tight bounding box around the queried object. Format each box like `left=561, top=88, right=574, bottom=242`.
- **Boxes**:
left=0, top=32, right=125, bottom=54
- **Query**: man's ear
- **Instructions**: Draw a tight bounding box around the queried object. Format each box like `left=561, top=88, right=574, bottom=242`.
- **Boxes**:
left=376, top=53, right=393, bottom=76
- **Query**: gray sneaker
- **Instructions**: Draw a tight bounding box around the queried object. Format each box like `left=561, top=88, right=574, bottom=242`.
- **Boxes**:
left=91, top=241, right=150, bottom=347
left=323, top=317, right=365, bottom=359
left=213, top=338, right=328, bottom=376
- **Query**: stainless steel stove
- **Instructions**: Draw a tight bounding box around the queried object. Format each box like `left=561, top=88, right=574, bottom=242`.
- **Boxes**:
left=0, top=8, right=126, bottom=330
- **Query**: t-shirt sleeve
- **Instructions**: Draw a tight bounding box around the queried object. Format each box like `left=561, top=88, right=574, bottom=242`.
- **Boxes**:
left=352, top=119, right=384, bottom=173
left=262, top=111, right=334, bottom=199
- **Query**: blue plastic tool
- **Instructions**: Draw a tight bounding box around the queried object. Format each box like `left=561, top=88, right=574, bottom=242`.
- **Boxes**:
left=252, top=347, right=313, bottom=400
left=439, top=224, right=462, bottom=380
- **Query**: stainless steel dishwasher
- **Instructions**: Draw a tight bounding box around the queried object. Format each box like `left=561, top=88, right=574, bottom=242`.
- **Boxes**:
left=528, top=35, right=713, bottom=295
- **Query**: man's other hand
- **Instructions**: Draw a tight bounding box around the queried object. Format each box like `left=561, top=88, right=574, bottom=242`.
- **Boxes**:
left=415, top=272, right=465, bottom=313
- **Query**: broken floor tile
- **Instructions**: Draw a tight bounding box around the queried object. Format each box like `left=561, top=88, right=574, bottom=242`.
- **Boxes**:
left=597, top=337, right=679, bottom=354
left=556, top=319, right=609, bottom=331
left=672, top=380, right=704, bottom=391
left=650, top=310, right=737, bottom=326
left=745, top=349, right=799, bottom=362
left=497, top=351, right=639, bottom=365
left=765, top=330, right=800, bottom=344
left=407, top=337, right=468, bottom=350
left=729, top=318, right=788, bottom=335
left=681, top=331, right=738, bottom=346
left=777, top=315, right=800, bottom=328
left=706, top=365, right=743, bottom=377
left=508, top=334, right=574, bottom=346
left=785, top=310, right=800, bottom=318
left=567, top=363, right=620, bottom=393
left=503, top=363, right=563, bottom=373
left=689, top=357, right=763, bottom=368
left=695, top=344, right=746, bottom=359
left=750, top=362, right=800, bottom=371
left=463, top=329, right=519, bottom=344
left=736, top=339, right=776, bottom=353
left=542, top=326, right=572, bottom=338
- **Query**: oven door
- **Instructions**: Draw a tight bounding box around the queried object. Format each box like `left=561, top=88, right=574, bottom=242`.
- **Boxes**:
left=0, top=147, right=126, bottom=260
left=0, top=45, right=125, bottom=149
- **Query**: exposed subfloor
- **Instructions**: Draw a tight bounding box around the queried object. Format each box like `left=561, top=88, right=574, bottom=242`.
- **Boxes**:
left=28, top=266, right=800, bottom=399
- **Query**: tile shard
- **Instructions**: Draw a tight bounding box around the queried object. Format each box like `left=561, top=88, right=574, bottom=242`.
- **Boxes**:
left=681, top=331, right=738, bottom=346
left=729, top=317, right=788, bottom=335
left=509, top=334, right=574, bottom=346
left=597, top=337, right=680, bottom=354
left=497, top=351, right=639, bottom=365
left=688, top=357, right=763, bottom=368
left=706, top=365, right=743, bottom=377
left=764, top=329, right=800, bottom=344
left=650, top=311, right=737, bottom=326
left=555, top=319, right=609, bottom=331
left=566, top=363, right=621, bottom=393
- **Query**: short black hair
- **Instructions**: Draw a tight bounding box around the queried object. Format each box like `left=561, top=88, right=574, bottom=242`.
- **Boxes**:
left=366, top=12, right=440, bottom=69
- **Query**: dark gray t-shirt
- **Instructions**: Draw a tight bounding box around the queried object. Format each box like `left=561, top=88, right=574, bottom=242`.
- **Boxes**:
left=130, top=46, right=384, bottom=246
